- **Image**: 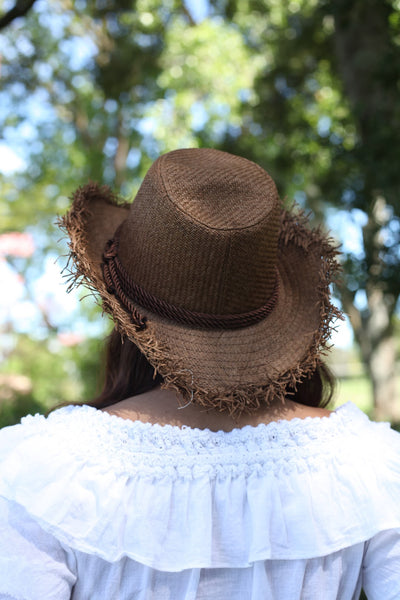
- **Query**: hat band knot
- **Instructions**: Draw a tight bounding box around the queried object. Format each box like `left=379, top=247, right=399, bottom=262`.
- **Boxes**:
left=102, top=233, right=280, bottom=331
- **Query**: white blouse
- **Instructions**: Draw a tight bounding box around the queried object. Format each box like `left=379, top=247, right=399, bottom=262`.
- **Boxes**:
left=0, top=402, right=400, bottom=599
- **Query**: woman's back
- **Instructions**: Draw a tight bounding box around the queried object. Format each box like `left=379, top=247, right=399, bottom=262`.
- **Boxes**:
left=1, top=400, right=399, bottom=599
left=1, top=148, right=399, bottom=599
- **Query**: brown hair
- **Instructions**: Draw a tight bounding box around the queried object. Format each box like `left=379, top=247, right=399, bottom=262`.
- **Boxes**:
left=87, top=329, right=335, bottom=411
left=87, top=329, right=163, bottom=410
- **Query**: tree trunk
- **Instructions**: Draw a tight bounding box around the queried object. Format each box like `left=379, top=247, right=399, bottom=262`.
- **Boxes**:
left=333, top=1, right=400, bottom=421
left=341, top=194, right=399, bottom=421
left=114, top=132, right=129, bottom=188
left=342, top=288, right=399, bottom=421
left=369, top=329, right=398, bottom=422
left=363, top=198, right=399, bottom=421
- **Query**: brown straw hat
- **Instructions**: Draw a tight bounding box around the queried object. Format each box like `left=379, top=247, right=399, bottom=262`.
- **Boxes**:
left=60, top=148, right=341, bottom=415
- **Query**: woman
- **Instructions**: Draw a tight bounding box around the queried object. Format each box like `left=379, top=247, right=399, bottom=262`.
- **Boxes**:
left=0, top=148, right=399, bottom=599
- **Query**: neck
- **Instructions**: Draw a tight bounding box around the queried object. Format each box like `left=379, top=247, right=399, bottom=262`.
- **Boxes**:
left=101, top=386, right=332, bottom=432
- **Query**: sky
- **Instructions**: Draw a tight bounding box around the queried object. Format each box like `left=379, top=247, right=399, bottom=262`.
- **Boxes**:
left=0, top=143, right=26, bottom=175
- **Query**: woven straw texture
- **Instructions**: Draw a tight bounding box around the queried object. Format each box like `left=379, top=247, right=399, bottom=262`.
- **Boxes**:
left=60, top=148, right=342, bottom=415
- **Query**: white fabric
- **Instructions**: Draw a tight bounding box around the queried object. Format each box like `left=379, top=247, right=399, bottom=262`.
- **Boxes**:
left=0, top=402, right=399, bottom=599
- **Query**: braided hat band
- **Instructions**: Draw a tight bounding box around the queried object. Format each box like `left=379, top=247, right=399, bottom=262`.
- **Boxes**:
left=102, top=226, right=280, bottom=331
left=60, top=148, right=342, bottom=415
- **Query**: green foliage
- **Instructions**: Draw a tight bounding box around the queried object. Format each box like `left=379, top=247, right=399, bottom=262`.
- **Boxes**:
left=0, top=0, right=399, bottom=421
left=0, top=332, right=107, bottom=428
left=0, top=393, right=44, bottom=429
left=147, top=15, right=264, bottom=149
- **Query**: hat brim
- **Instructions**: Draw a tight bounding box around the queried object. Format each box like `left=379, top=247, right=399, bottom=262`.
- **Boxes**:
left=60, top=184, right=342, bottom=415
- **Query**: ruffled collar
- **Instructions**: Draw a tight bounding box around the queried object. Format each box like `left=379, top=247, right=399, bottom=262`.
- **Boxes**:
left=19, top=400, right=363, bottom=448
left=6, top=402, right=369, bottom=474
left=0, top=402, right=399, bottom=568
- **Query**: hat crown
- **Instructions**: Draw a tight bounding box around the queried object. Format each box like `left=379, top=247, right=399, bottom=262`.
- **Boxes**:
left=159, top=148, right=276, bottom=229
left=117, top=148, right=281, bottom=315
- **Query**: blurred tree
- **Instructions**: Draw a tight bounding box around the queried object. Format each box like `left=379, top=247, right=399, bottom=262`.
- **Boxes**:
left=0, top=0, right=37, bottom=30
left=0, top=0, right=399, bottom=423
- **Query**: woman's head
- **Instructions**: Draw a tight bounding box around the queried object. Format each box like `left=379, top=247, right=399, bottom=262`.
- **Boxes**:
left=60, top=148, right=341, bottom=415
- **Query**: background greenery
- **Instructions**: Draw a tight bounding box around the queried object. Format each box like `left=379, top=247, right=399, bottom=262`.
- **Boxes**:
left=0, top=0, right=399, bottom=428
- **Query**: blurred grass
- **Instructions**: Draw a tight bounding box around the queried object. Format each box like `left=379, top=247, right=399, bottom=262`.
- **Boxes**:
left=334, top=375, right=373, bottom=415
left=334, top=374, right=400, bottom=435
